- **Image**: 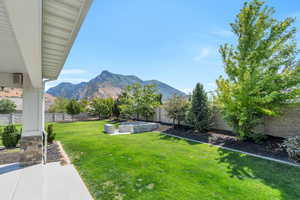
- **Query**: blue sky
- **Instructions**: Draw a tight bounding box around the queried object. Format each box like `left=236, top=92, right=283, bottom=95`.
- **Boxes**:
left=46, top=0, right=300, bottom=93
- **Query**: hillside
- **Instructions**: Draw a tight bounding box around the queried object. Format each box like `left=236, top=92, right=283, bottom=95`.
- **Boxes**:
left=47, top=71, right=186, bottom=100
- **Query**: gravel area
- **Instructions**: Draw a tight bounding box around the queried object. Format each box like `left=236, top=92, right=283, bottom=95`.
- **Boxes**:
left=156, top=125, right=295, bottom=164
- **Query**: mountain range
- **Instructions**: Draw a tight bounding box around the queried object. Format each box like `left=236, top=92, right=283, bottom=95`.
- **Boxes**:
left=47, top=70, right=186, bottom=100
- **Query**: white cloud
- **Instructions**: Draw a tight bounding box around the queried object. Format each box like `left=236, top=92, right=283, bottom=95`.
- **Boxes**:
left=211, top=29, right=234, bottom=37
left=180, top=88, right=193, bottom=94
left=193, top=47, right=219, bottom=62
left=193, top=47, right=213, bottom=61
left=61, top=69, right=88, bottom=75
left=205, top=82, right=217, bottom=92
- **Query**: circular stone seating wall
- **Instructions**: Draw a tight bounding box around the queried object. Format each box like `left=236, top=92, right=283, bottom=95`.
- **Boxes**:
left=104, top=121, right=159, bottom=134
left=119, top=121, right=159, bottom=133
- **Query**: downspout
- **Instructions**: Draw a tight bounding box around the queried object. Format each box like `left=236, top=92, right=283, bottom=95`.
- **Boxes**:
left=42, top=78, right=54, bottom=164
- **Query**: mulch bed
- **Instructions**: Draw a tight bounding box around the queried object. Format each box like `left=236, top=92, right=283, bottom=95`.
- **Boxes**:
left=0, top=142, right=63, bottom=165
left=156, top=125, right=296, bottom=164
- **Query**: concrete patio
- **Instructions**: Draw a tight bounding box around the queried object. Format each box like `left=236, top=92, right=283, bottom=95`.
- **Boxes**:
left=0, top=162, right=93, bottom=200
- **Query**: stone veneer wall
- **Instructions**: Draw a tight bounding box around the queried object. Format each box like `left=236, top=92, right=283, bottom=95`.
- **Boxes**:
left=19, top=135, right=43, bottom=166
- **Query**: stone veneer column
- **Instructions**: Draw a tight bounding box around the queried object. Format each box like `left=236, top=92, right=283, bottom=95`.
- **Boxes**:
left=20, top=75, right=45, bottom=166
left=20, top=134, right=43, bottom=166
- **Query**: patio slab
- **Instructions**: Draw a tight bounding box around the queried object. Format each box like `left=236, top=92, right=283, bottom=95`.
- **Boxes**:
left=0, top=162, right=93, bottom=200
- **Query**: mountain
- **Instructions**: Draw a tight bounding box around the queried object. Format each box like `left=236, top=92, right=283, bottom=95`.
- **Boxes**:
left=47, top=70, right=186, bottom=100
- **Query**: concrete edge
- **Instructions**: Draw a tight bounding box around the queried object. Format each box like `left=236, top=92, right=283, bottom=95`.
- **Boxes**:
left=56, top=141, right=71, bottom=165
left=56, top=141, right=94, bottom=200
left=159, top=132, right=300, bottom=168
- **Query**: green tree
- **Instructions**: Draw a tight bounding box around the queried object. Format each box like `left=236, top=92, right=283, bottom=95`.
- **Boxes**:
left=79, top=98, right=89, bottom=112
left=119, top=83, right=160, bottom=120
left=48, top=98, right=69, bottom=113
left=112, top=98, right=121, bottom=119
left=164, top=94, right=189, bottom=127
left=66, top=99, right=81, bottom=121
left=216, top=0, right=300, bottom=141
left=0, top=99, right=16, bottom=114
left=89, top=97, right=114, bottom=119
left=187, top=83, right=212, bottom=132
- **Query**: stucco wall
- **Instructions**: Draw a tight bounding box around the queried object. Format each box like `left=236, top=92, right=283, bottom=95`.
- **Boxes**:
left=138, top=107, right=300, bottom=138
left=264, top=106, right=300, bottom=137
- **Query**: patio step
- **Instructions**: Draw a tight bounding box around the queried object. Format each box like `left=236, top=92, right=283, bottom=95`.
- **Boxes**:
left=43, top=162, right=93, bottom=200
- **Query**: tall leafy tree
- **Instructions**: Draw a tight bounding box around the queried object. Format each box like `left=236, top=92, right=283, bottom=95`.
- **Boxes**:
left=187, top=83, right=212, bottom=132
left=66, top=99, right=81, bottom=121
left=89, top=97, right=114, bottom=119
left=164, top=94, right=189, bottom=127
left=48, top=98, right=69, bottom=113
left=0, top=99, right=16, bottom=114
left=216, top=0, right=300, bottom=140
left=119, top=83, right=160, bottom=120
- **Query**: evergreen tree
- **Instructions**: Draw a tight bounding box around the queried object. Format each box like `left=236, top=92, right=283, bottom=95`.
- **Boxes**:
left=216, top=0, right=300, bottom=141
left=188, top=83, right=211, bottom=132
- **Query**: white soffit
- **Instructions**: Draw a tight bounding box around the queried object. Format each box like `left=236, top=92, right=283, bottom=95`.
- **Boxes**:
left=0, top=0, right=26, bottom=74
left=42, top=0, right=93, bottom=80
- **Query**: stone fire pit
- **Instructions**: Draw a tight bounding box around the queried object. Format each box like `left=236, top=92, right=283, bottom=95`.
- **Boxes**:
left=104, top=121, right=159, bottom=134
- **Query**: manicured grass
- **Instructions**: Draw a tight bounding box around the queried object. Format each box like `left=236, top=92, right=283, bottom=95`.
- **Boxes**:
left=54, top=120, right=300, bottom=200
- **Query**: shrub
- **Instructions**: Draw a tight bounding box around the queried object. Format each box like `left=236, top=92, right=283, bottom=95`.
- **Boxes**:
left=0, top=99, right=16, bottom=114
left=47, top=124, right=56, bottom=144
left=2, top=124, right=20, bottom=148
left=282, top=136, right=300, bottom=163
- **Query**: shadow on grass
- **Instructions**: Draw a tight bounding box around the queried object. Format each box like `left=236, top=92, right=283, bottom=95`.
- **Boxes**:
left=216, top=148, right=300, bottom=199
left=158, top=133, right=199, bottom=145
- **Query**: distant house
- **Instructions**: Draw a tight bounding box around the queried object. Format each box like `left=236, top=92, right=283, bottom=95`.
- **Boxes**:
left=0, top=88, right=56, bottom=112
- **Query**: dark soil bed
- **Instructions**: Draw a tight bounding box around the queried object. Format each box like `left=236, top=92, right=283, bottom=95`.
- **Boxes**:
left=0, top=142, right=63, bottom=165
left=157, top=125, right=297, bottom=164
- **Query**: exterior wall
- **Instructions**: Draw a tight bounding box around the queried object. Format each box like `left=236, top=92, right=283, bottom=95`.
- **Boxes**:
left=264, top=106, right=300, bottom=137
left=137, top=107, right=300, bottom=138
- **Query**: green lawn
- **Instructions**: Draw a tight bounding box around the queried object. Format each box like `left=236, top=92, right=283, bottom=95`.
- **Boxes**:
left=55, top=121, right=299, bottom=199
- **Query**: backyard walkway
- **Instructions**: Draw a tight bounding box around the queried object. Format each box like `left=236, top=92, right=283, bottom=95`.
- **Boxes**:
left=0, top=162, right=93, bottom=200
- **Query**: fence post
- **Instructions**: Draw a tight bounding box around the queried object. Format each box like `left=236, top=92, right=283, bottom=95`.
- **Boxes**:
left=159, top=107, right=162, bottom=123
left=9, top=113, right=14, bottom=124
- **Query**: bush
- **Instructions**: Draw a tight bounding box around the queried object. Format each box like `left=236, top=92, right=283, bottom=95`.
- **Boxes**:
left=282, top=136, right=300, bottom=163
left=0, top=99, right=16, bottom=114
left=2, top=124, right=20, bottom=148
left=47, top=124, right=56, bottom=144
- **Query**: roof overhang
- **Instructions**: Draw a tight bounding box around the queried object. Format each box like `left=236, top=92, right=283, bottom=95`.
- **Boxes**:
left=0, top=0, right=93, bottom=88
